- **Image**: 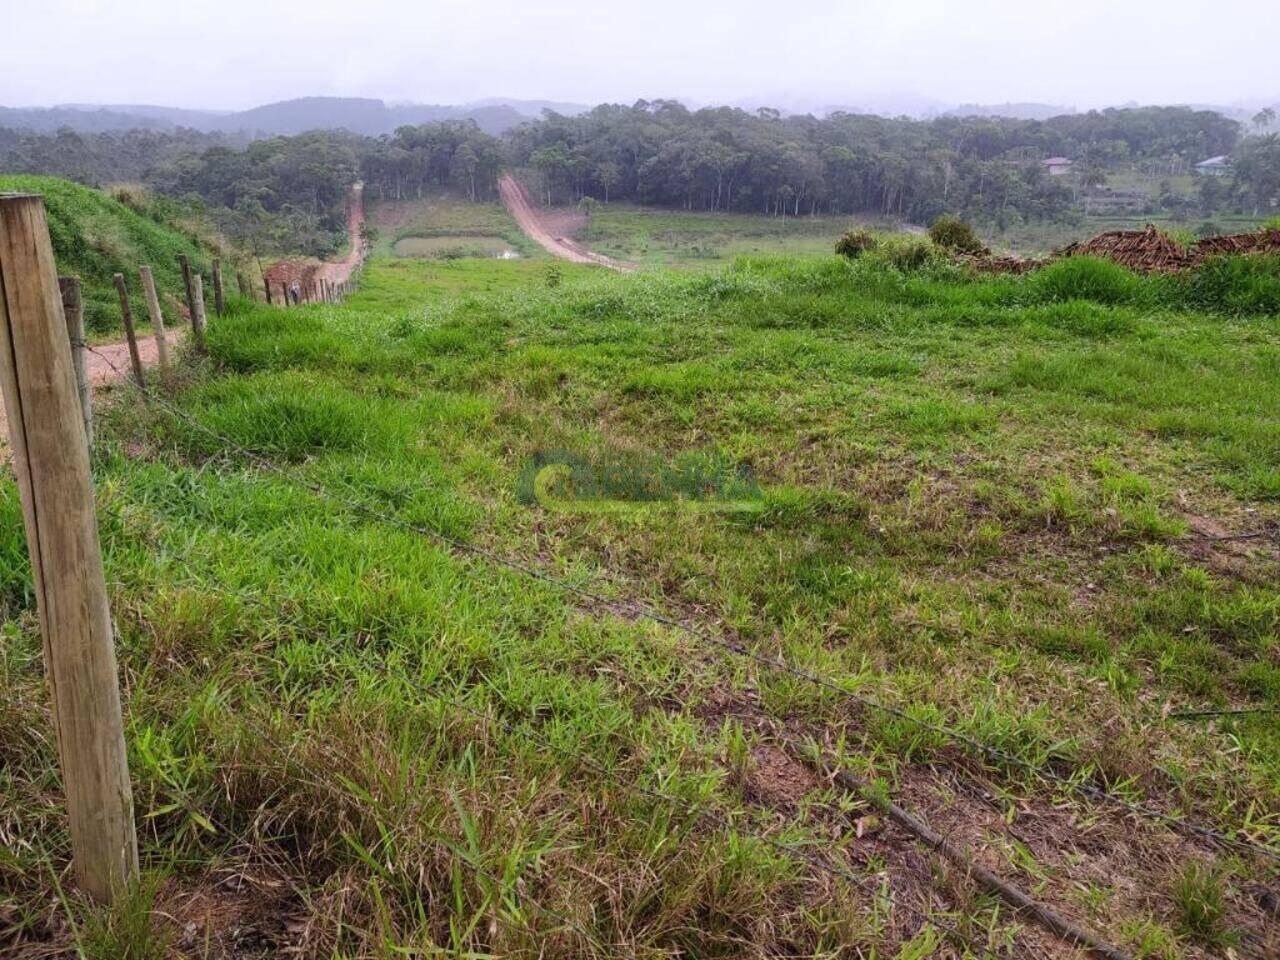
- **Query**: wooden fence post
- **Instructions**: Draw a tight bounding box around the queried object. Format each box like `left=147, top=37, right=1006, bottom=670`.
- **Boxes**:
left=177, top=254, right=205, bottom=354
left=263, top=276, right=273, bottom=305
left=0, top=194, right=138, bottom=904
left=236, top=272, right=248, bottom=298
left=58, top=276, right=93, bottom=448
left=191, top=274, right=208, bottom=349
left=211, top=258, right=225, bottom=317
left=138, top=266, right=169, bottom=379
left=111, top=274, right=145, bottom=388
left=177, top=253, right=195, bottom=315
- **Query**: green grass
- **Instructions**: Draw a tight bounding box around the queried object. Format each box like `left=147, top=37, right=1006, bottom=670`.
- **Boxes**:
left=3, top=244, right=1280, bottom=957
left=0, top=175, right=220, bottom=336
left=583, top=204, right=894, bottom=266
left=368, top=193, right=538, bottom=260
left=393, top=235, right=517, bottom=259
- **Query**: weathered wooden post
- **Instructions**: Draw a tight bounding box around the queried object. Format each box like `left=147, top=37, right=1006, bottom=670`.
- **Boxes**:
left=177, top=254, right=204, bottom=353
left=58, top=276, right=93, bottom=448
left=191, top=274, right=208, bottom=350
left=111, top=274, right=145, bottom=388
left=236, top=272, right=249, bottom=298
left=138, top=266, right=170, bottom=379
left=263, top=276, right=273, bottom=305
left=177, top=253, right=195, bottom=315
left=281, top=281, right=291, bottom=308
left=0, top=194, right=138, bottom=904
left=211, top=257, right=225, bottom=317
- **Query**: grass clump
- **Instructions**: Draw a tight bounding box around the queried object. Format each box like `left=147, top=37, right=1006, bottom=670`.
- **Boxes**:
left=1171, top=862, right=1236, bottom=948
left=835, top=228, right=878, bottom=259
left=928, top=215, right=986, bottom=255
left=1026, top=255, right=1145, bottom=305
left=1181, top=254, right=1280, bottom=315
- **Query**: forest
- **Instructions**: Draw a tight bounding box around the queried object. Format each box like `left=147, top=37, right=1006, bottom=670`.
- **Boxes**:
left=1, top=102, right=1277, bottom=254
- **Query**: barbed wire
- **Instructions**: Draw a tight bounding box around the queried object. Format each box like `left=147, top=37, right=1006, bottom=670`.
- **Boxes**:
left=85, top=343, right=1280, bottom=867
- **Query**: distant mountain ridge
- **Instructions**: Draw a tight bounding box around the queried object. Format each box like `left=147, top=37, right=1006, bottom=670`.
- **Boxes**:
left=0, top=96, right=592, bottom=137
left=3, top=94, right=1273, bottom=135
left=945, top=102, right=1077, bottom=120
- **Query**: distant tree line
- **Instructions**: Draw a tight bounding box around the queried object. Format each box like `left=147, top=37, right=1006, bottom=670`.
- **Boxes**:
left=358, top=122, right=504, bottom=202
left=1, top=103, right=1277, bottom=251
left=0, top=121, right=506, bottom=255
left=507, top=102, right=1252, bottom=226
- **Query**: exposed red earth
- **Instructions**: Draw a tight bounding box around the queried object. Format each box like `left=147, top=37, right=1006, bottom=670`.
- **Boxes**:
left=497, top=174, right=635, bottom=271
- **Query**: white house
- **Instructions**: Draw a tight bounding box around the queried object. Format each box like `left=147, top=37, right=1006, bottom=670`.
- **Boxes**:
left=1041, top=157, right=1073, bottom=176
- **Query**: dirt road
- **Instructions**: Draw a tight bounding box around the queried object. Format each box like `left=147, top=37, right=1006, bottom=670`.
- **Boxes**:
left=0, top=330, right=180, bottom=448
left=266, top=182, right=368, bottom=296
left=498, top=175, right=634, bottom=271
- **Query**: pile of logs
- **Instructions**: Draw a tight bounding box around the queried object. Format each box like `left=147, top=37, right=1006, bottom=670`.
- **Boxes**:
left=1058, top=226, right=1196, bottom=273
left=1194, top=227, right=1280, bottom=258
left=966, top=225, right=1280, bottom=276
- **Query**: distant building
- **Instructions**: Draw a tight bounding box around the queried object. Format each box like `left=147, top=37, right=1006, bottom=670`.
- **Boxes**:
left=1041, top=157, right=1073, bottom=176
left=1195, top=155, right=1231, bottom=177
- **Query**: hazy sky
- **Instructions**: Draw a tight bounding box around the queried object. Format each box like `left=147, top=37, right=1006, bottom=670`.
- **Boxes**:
left=2, top=0, right=1277, bottom=113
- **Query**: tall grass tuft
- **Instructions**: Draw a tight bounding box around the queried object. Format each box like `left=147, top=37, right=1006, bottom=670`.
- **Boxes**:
left=1027, top=256, right=1144, bottom=306
left=1181, top=254, right=1280, bottom=315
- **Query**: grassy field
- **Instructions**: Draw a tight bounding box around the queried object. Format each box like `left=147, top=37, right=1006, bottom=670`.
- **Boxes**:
left=3, top=236, right=1280, bottom=958
left=368, top=193, right=540, bottom=261
left=582, top=204, right=892, bottom=266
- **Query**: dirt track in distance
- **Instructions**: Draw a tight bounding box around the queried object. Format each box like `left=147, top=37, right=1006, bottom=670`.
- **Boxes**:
left=265, top=183, right=368, bottom=296
left=497, top=174, right=635, bottom=271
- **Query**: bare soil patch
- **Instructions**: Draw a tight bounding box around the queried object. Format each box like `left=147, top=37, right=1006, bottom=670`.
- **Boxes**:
left=497, top=174, right=635, bottom=271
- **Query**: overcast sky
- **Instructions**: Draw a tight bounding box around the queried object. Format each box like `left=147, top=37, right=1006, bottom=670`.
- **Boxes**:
left=2, top=0, right=1277, bottom=113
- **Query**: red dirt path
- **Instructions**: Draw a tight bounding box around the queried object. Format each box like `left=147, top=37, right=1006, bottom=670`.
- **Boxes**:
left=0, top=331, right=180, bottom=448
left=265, top=183, right=368, bottom=298
left=497, top=174, right=635, bottom=272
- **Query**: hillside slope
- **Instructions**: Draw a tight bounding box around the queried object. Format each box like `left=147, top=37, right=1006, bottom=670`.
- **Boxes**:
left=0, top=174, right=220, bottom=333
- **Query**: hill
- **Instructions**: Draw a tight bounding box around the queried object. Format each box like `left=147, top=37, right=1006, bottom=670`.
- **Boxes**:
left=0, top=97, right=533, bottom=137
left=0, top=174, right=222, bottom=333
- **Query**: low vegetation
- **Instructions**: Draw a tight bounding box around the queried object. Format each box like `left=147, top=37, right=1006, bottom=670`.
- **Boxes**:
left=0, top=174, right=223, bottom=334
left=3, top=197, right=1279, bottom=956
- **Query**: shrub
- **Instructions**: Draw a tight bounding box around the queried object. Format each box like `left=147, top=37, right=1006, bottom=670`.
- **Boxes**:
left=928, top=215, right=986, bottom=255
left=1027, top=256, right=1142, bottom=306
left=1195, top=220, right=1223, bottom=238
left=835, top=228, right=878, bottom=259
left=108, top=182, right=153, bottom=214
